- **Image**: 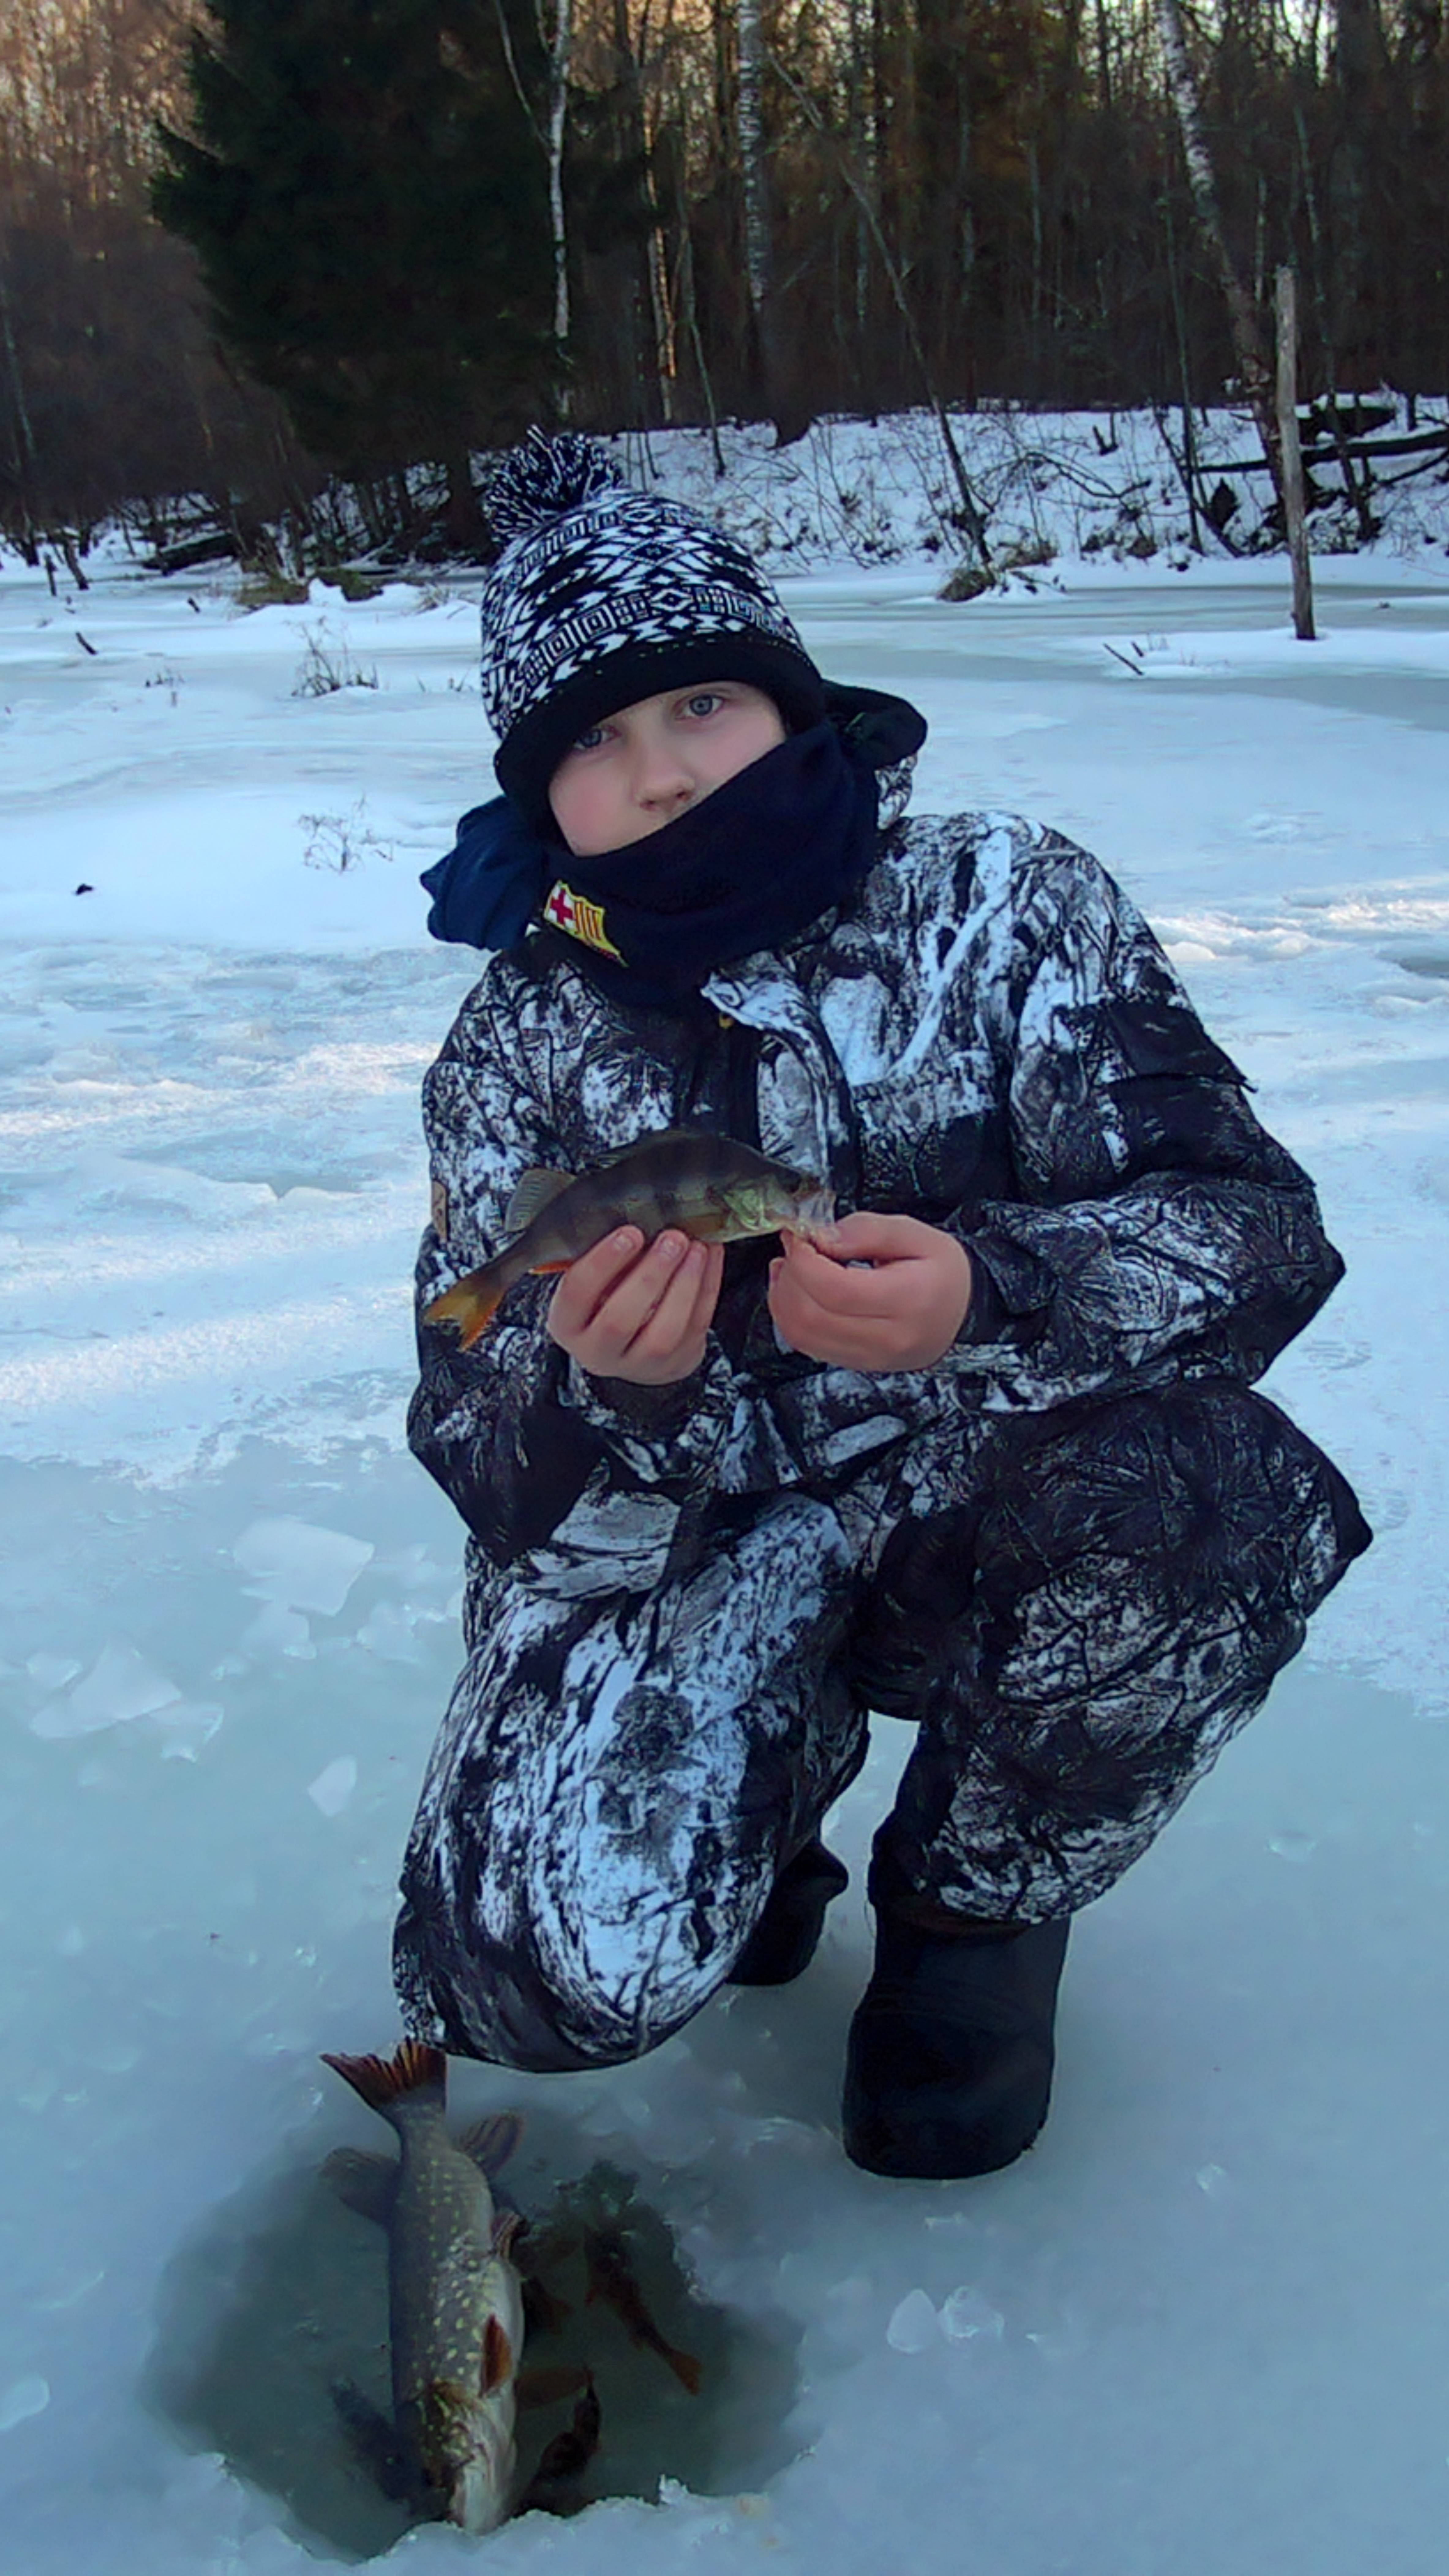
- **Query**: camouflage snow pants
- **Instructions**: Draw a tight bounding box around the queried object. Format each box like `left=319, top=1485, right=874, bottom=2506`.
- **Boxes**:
left=394, top=1380, right=1369, bottom=2072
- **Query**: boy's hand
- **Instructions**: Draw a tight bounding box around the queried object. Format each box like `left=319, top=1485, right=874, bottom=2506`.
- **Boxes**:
left=768, top=1212, right=973, bottom=1371
left=547, top=1227, right=725, bottom=1385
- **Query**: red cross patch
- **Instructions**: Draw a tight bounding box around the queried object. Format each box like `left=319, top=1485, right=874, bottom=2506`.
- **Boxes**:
left=543, top=879, right=625, bottom=961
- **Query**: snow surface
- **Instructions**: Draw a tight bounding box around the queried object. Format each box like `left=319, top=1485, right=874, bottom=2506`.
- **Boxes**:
left=3, top=506, right=1449, bottom=2574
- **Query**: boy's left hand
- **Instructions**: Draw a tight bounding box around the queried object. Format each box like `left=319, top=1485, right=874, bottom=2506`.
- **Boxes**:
left=768, top=1212, right=973, bottom=1371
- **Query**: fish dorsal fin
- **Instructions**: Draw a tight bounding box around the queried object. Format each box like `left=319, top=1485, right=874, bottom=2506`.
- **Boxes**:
left=504, top=1167, right=574, bottom=1233
left=321, top=2040, right=446, bottom=2117
left=593, top=1126, right=717, bottom=1167
left=480, top=2314, right=515, bottom=2397
left=322, top=2146, right=398, bottom=2227
left=459, top=2110, right=523, bottom=2177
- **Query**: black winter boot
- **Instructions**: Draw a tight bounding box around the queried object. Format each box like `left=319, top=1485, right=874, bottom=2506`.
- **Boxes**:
left=842, top=1863, right=1069, bottom=2179
left=729, top=1840, right=850, bottom=1987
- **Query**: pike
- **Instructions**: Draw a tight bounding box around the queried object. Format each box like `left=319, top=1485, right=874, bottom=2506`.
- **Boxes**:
left=321, top=2040, right=526, bottom=2534
left=424, top=1126, right=837, bottom=1350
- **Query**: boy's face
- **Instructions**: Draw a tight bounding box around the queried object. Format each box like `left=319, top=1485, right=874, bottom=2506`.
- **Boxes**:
left=547, top=681, right=786, bottom=857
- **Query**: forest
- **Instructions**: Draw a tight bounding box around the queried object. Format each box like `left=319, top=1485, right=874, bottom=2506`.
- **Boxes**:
left=0, top=0, right=1445, bottom=563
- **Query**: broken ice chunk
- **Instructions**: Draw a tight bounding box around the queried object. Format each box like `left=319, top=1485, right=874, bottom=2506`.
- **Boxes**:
left=886, top=2288, right=940, bottom=2353
left=240, top=1600, right=313, bottom=1659
left=1268, top=1829, right=1316, bottom=1864
left=307, top=1756, right=357, bottom=1816
left=0, top=2376, right=50, bottom=2432
left=939, top=2285, right=1005, bottom=2342
left=26, top=1651, right=81, bottom=1691
left=31, top=1640, right=181, bottom=1739
left=152, top=1700, right=224, bottom=1761
left=233, top=1516, right=373, bottom=1615
left=354, top=1599, right=425, bottom=1663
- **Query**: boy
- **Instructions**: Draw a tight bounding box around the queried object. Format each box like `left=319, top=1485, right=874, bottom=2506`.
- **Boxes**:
left=397, top=430, right=1369, bottom=2180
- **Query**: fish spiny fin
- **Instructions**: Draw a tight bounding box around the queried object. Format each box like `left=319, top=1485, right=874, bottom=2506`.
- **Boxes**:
left=460, top=2110, right=523, bottom=2177
left=593, top=1126, right=712, bottom=1165
left=321, top=2039, right=446, bottom=2115
left=480, top=2314, right=515, bottom=2397
left=322, top=2146, right=398, bottom=2225
left=504, top=1166, right=574, bottom=1233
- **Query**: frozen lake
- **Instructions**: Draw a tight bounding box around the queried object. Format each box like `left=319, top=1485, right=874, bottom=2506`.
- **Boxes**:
left=2, top=543, right=1447, bottom=2573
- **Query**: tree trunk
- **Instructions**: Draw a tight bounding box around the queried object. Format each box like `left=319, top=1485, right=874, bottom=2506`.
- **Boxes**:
left=1275, top=267, right=1316, bottom=639
left=1154, top=0, right=1284, bottom=508
left=0, top=249, right=40, bottom=537
left=545, top=0, right=572, bottom=349
left=441, top=450, right=485, bottom=549
left=737, top=0, right=773, bottom=407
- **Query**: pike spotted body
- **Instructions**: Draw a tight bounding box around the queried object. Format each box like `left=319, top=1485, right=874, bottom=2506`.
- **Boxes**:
left=321, top=2041, right=525, bottom=2533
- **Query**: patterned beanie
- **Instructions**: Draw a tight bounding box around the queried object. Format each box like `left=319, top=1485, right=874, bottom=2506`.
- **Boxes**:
left=480, top=429, right=827, bottom=823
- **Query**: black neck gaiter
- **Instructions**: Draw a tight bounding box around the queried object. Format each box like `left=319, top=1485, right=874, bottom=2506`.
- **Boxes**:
left=537, top=720, right=881, bottom=1010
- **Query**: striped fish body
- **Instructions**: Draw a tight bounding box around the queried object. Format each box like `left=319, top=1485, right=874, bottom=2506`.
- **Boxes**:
left=425, top=1127, right=837, bottom=1349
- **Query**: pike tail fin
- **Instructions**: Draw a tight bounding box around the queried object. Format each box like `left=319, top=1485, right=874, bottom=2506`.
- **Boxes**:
left=322, top=2038, right=446, bottom=2121
left=423, top=1273, right=503, bottom=1350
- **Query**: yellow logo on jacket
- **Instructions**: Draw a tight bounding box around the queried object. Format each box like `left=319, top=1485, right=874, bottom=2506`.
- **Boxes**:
left=544, top=879, right=625, bottom=961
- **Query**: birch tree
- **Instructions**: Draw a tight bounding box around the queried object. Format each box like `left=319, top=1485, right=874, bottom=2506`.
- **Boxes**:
left=542, top=0, right=572, bottom=346
left=1154, top=0, right=1285, bottom=505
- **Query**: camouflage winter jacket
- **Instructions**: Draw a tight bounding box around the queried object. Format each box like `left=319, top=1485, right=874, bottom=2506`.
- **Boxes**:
left=409, top=806, right=1342, bottom=1602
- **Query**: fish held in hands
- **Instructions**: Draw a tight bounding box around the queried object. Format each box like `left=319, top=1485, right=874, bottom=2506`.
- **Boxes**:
left=424, top=1127, right=837, bottom=1350
left=321, top=2039, right=526, bottom=2534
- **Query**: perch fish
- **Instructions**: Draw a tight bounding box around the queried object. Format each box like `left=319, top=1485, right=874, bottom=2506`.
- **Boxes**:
left=424, top=1126, right=837, bottom=1348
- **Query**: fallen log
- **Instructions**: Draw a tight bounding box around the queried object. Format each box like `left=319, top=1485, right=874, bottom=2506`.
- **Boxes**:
left=150, top=529, right=242, bottom=574
left=1206, top=426, right=1449, bottom=479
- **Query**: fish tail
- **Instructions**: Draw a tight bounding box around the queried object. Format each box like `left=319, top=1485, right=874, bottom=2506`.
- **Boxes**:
left=321, top=2039, right=447, bottom=2121
left=665, top=2342, right=703, bottom=2396
left=423, top=1274, right=504, bottom=1350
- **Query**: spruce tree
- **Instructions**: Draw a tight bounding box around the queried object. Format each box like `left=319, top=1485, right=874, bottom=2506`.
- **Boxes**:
left=152, top=0, right=555, bottom=534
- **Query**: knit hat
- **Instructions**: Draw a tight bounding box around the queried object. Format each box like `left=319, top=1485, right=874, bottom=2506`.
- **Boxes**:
left=480, top=429, right=827, bottom=824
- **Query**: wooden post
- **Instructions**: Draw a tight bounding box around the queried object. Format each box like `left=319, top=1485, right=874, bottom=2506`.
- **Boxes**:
left=1275, top=265, right=1316, bottom=642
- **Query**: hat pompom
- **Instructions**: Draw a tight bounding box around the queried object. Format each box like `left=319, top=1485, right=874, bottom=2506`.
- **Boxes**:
left=487, top=429, right=623, bottom=546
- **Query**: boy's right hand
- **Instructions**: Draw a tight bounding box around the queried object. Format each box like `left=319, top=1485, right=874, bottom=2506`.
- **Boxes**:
left=546, top=1228, right=725, bottom=1385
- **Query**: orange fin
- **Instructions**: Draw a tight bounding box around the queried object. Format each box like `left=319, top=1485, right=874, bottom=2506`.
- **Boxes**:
left=665, top=2343, right=703, bottom=2396
left=321, top=2039, right=446, bottom=2116
left=480, top=2313, right=514, bottom=2396
left=423, top=1274, right=503, bottom=1350
left=527, top=1258, right=572, bottom=1276
left=459, top=2110, right=523, bottom=2177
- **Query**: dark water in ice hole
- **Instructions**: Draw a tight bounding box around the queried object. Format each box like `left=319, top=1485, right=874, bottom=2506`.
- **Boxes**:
left=145, top=2109, right=804, bottom=2561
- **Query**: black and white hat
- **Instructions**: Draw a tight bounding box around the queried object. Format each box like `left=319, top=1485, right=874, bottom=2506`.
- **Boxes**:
left=480, top=430, right=827, bottom=823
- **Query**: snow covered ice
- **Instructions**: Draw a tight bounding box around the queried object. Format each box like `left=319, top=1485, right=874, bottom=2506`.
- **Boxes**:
left=3, top=487, right=1449, bottom=2574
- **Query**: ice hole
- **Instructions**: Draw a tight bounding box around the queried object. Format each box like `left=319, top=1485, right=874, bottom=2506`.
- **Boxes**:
left=144, top=2110, right=805, bottom=2559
